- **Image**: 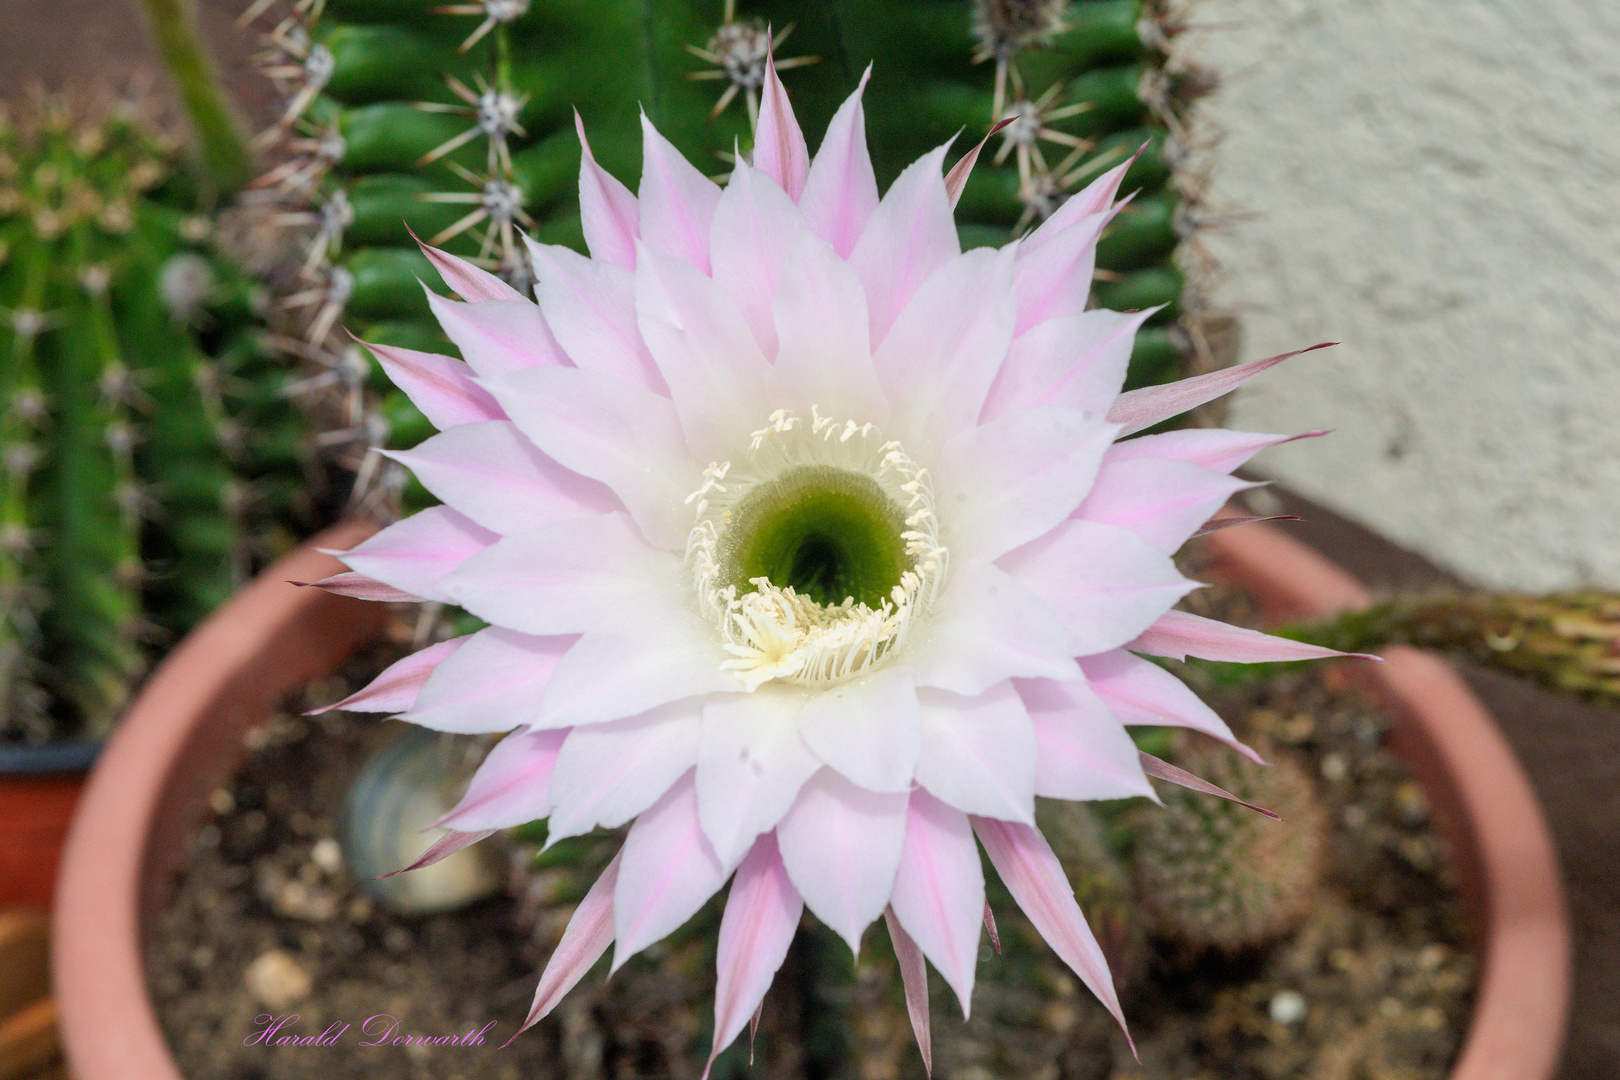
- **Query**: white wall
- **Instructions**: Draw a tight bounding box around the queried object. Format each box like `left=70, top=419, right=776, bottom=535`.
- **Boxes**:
left=1184, top=0, right=1620, bottom=591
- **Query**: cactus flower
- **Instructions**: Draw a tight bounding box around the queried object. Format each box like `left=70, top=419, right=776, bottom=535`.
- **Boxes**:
left=325, top=59, right=1345, bottom=1070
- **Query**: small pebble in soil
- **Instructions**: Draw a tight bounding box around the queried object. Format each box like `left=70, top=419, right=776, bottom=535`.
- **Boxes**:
left=1269, top=990, right=1307, bottom=1025
left=312, top=837, right=344, bottom=874
left=244, top=950, right=311, bottom=1010
left=1319, top=752, right=1348, bottom=781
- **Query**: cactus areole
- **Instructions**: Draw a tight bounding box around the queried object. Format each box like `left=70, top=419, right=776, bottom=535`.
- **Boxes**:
left=323, top=60, right=1348, bottom=1071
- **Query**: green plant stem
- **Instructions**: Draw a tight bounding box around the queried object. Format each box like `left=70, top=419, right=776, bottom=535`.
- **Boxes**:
left=139, top=0, right=254, bottom=198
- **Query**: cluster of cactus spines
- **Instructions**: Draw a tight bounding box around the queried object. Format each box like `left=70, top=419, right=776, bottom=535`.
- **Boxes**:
left=237, top=0, right=1212, bottom=513
left=0, top=96, right=309, bottom=743
left=1132, top=739, right=1326, bottom=954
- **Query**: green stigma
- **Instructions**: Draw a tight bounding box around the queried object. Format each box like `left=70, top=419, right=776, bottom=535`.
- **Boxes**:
left=722, top=466, right=910, bottom=609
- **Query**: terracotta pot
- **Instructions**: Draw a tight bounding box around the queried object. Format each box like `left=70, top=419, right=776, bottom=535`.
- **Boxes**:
left=52, top=520, right=1570, bottom=1080
left=0, top=741, right=98, bottom=910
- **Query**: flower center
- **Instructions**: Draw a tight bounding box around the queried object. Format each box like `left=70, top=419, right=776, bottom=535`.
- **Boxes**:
left=686, top=409, right=948, bottom=691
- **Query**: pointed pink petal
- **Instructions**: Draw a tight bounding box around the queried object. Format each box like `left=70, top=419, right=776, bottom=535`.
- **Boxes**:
left=1107, top=343, right=1337, bottom=438
left=405, top=627, right=571, bottom=734
left=433, top=727, right=569, bottom=831
left=1104, top=428, right=1327, bottom=474
left=710, top=159, right=800, bottom=360
left=415, top=235, right=527, bottom=302
left=1079, top=649, right=1261, bottom=762
left=777, top=769, right=908, bottom=953
left=545, top=702, right=703, bottom=841
left=312, top=636, right=467, bottom=715
left=884, top=907, right=933, bottom=1076
left=1012, top=206, right=1120, bottom=335
left=767, top=228, right=888, bottom=422
left=334, top=506, right=496, bottom=603
left=635, top=242, right=773, bottom=460
left=982, top=308, right=1156, bottom=422
left=384, top=421, right=619, bottom=535
left=362, top=340, right=507, bottom=430
left=426, top=291, right=566, bottom=377
left=983, top=902, right=1001, bottom=955
left=613, top=770, right=731, bottom=968
left=698, top=688, right=820, bottom=867
left=753, top=50, right=809, bottom=201
left=526, top=239, right=665, bottom=393
left=850, top=143, right=960, bottom=348
left=1000, top=520, right=1195, bottom=656
left=971, top=817, right=1132, bottom=1049
left=576, top=111, right=640, bottom=269
left=534, top=592, right=736, bottom=729
left=508, top=848, right=622, bottom=1044
left=914, top=684, right=1036, bottom=823
left=799, top=68, right=877, bottom=258
left=945, top=118, right=1016, bottom=211
left=936, top=406, right=1117, bottom=561
left=1129, top=609, right=1378, bottom=664
left=1074, top=458, right=1257, bottom=554
left=638, top=112, right=722, bottom=273
left=1139, top=751, right=1280, bottom=818
left=296, top=572, right=423, bottom=603
left=483, top=364, right=698, bottom=552
left=1015, top=678, right=1155, bottom=801
left=707, top=833, right=804, bottom=1072
left=379, top=828, right=494, bottom=878
left=890, top=791, right=984, bottom=1017
left=1190, top=514, right=1299, bottom=538
left=798, top=666, right=919, bottom=794
left=875, top=246, right=1016, bottom=453
left=909, top=561, right=1079, bottom=696
left=440, top=513, right=681, bottom=636
left=1021, top=158, right=1133, bottom=257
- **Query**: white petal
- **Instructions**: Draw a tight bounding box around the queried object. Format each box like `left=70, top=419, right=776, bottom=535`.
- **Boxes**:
left=914, top=683, right=1036, bottom=823
left=575, top=112, right=640, bottom=269
left=710, top=160, right=801, bottom=361
left=427, top=292, right=565, bottom=376
left=776, top=768, right=908, bottom=953
left=697, top=688, right=820, bottom=867
left=638, top=113, right=722, bottom=273
left=546, top=702, right=704, bottom=841
left=849, top=143, right=959, bottom=347
left=1015, top=678, right=1155, bottom=801
left=980, top=308, right=1155, bottom=422
left=1075, top=458, right=1256, bottom=554
left=889, top=790, right=984, bottom=1016
left=1012, top=210, right=1111, bottom=334
left=612, top=770, right=730, bottom=967
left=1022, top=159, right=1132, bottom=257
left=767, top=228, right=889, bottom=423
left=799, top=70, right=878, bottom=258
left=527, top=240, right=665, bottom=394
left=405, top=627, right=571, bottom=734
left=798, top=666, right=919, bottom=794
left=434, top=727, right=569, bottom=831
left=708, top=833, right=804, bottom=1069
left=1103, top=428, right=1311, bottom=475
left=335, top=506, right=495, bottom=603
left=1079, top=649, right=1260, bottom=761
left=363, top=341, right=506, bottom=430
left=910, top=560, right=1079, bottom=696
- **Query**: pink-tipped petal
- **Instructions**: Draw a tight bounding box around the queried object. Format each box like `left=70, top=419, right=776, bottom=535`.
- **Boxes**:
left=1129, top=609, right=1379, bottom=664
left=526, top=239, right=665, bottom=393
left=612, top=770, right=730, bottom=969
left=1074, top=458, right=1257, bottom=554
left=545, top=702, right=703, bottom=841
left=1001, top=520, right=1196, bottom=657
left=508, top=849, right=622, bottom=1044
left=1015, top=678, right=1155, bottom=801
left=1138, top=751, right=1281, bottom=818
left=483, top=364, right=699, bottom=552
left=295, top=572, right=424, bottom=603
left=1079, top=649, right=1261, bottom=762
left=981, top=307, right=1157, bottom=422
left=707, top=833, right=804, bottom=1073
left=379, top=828, right=494, bottom=878
left=1012, top=205, right=1121, bottom=335
left=384, top=421, right=619, bottom=536
left=799, top=68, right=878, bottom=258
left=944, top=117, right=1015, bottom=211
left=362, top=340, right=507, bottom=429
left=426, top=291, right=567, bottom=376
left=850, top=143, right=960, bottom=348
left=1107, top=343, right=1337, bottom=438
left=576, top=111, right=640, bottom=269
left=914, top=684, right=1036, bottom=824
left=535, top=592, right=737, bottom=729
left=440, top=513, right=682, bottom=637
left=971, top=817, right=1132, bottom=1049
left=312, top=636, right=468, bottom=715
left=1104, top=427, right=1327, bottom=474
left=767, top=228, right=889, bottom=423
left=710, top=159, right=800, bottom=360
left=405, top=627, right=571, bottom=734
left=1189, top=514, right=1299, bottom=538
left=697, top=688, right=820, bottom=868
left=884, top=907, right=933, bottom=1077
left=638, top=112, right=722, bottom=273
left=334, top=505, right=496, bottom=603
left=798, top=666, right=920, bottom=794
left=909, top=561, right=1079, bottom=697
left=753, top=49, right=809, bottom=201
left=414, top=234, right=527, bottom=302
left=776, top=769, right=909, bottom=953
left=433, top=727, right=569, bottom=831
left=889, top=791, right=984, bottom=1017
left=1021, top=157, right=1133, bottom=256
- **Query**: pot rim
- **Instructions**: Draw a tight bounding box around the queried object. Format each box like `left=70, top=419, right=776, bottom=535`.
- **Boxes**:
left=52, top=519, right=1571, bottom=1080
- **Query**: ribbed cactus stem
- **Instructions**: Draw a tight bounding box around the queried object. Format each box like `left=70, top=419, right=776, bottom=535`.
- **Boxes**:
left=139, top=0, right=255, bottom=196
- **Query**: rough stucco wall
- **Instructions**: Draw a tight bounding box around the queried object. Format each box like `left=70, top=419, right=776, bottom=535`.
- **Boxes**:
left=1185, top=0, right=1620, bottom=591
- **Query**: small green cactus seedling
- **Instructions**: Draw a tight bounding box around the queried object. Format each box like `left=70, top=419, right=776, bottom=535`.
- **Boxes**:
left=1132, top=739, right=1326, bottom=953
left=0, top=98, right=309, bottom=743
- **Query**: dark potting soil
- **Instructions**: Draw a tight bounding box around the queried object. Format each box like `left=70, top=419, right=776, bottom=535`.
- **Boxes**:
left=147, top=600, right=1474, bottom=1080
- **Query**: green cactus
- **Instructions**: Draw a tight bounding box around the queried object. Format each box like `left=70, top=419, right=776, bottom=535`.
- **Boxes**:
left=239, top=0, right=1207, bottom=511
left=1131, top=738, right=1326, bottom=953
left=0, top=99, right=309, bottom=743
